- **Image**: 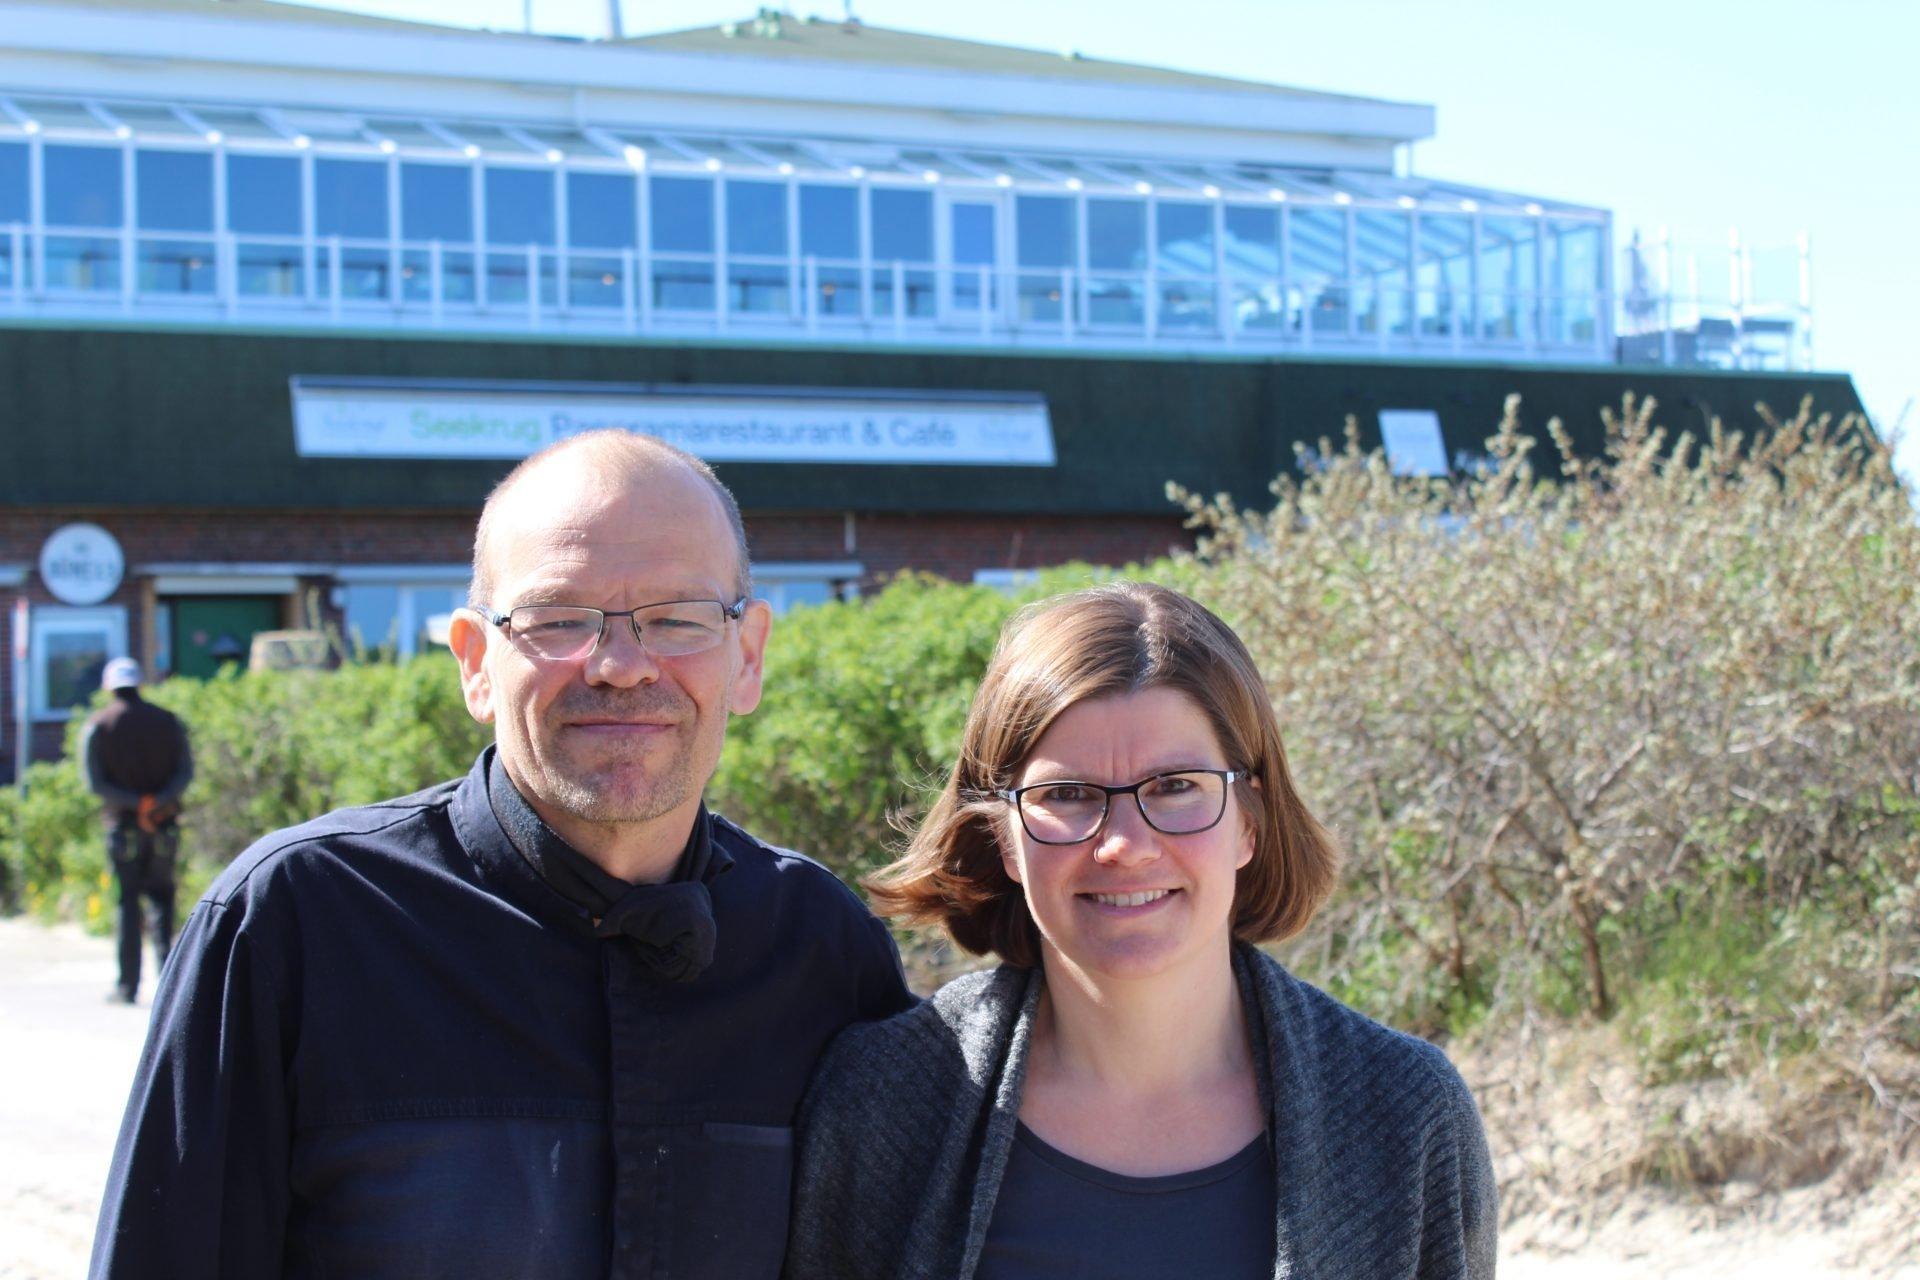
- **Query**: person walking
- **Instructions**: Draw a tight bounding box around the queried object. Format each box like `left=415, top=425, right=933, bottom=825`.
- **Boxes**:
left=79, top=658, right=193, bottom=1005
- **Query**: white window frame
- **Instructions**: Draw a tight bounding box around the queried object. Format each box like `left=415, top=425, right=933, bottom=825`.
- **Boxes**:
left=336, top=571, right=470, bottom=659
left=30, top=604, right=128, bottom=721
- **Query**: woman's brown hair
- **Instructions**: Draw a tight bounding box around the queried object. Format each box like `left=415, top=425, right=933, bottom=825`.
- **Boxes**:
left=865, top=581, right=1339, bottom=968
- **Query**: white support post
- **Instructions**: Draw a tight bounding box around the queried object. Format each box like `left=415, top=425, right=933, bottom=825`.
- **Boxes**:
left=9, top=222, right=23, bottom=310
left=621, top=246, right=636, bottom=332
left=714, top=178, right=729, bottom=332
left=1213, top=198, right=1230, bottom=344
left=327, top=234, right=341, bottom=322
left=472, top=156, right=488, bottom=313
left=805, top=255, right=819, bottom=333
left=299, top=149, right=316, bottom=308
left=1144, top=198, right=1159, bottom=340
left=220, top=231, right=237, bottom=320
left=386, top=153, right=400, bottom=312
left=26, top=134, right=44, bottom=296
left=120, top=141, right=134, bottom=308
left=553, top=165, right=570, bottom=317
left=526, top=243, right=539, bottom=328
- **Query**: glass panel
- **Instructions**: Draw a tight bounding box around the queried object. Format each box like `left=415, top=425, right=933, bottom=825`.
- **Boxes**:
left=726, top=181, right=788, bottom=315
left=41, top=628, right=111, bottom=715
left=45, top=235, right=119, bottom=291
left=1224, top=205, right=1282, bottom=331
left=798, top=184, right=857, bottom=258
left=1088, top=199, right=1146, bottom=271
left=237, top=241, right=305, bottom=299
left=1156, top=201, right=1214, bottom=330
left=1086, top=276, right=1143, bottom=327
left=315, top=158, right=387, bottom=239
left=568, top=254, right=628, bottom=309
left=1154, top=201, right=1212, bottom=273
left=1290, top=206, right=1348, bottom=335
left=1480, top=216, right=1536, bottom=341
left=135, top=150, right=212, bottom=231
left=138, top=238, right=214, bottom=295
left=871, top=188, right=932, bottom=319
left=228, top=154, right=300, bottom=235
left=345, top=585, right=400, bottom=658
left=1414, top=214, right=1470, bottom=338
left=799, top=185, right=858, bottom=316
left=951, top=202, right=994, bottom=265
left=870, top=187, right=932, bottom=262
left=401, top=163, right=472, bottom=242
left=651, top=176, right=714, bottom=253
left=568, top=171, right=635, bottom=249
left=1546, top=220, right=1602, bottom=344
left=1353, top=209, right=1411, bottom=337
left=949, top=201, right=996, bottom=314
left=1015, top=195, right=1073, bottom=268
left=726, top=180, right=785, bottom=256
left=0, top=142, right=25, bottom=224
left=45, top=145, right=123, bottom=227
left=485, top=167, right=555, bottom=245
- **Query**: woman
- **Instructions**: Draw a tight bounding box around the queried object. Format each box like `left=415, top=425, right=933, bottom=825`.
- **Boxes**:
left=786, top=582, right=1496, bottom=1280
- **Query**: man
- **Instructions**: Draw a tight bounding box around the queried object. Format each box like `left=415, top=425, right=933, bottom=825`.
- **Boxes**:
left=79, top=657, right=192, bottom=1005
left=91, top=433, right=913, bottom=1278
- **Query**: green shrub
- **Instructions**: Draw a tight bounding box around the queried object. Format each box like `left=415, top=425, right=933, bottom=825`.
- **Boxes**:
left=1174, top=394, right=1919, bottom=1116
left=711, top=568, right=1117, bottom=877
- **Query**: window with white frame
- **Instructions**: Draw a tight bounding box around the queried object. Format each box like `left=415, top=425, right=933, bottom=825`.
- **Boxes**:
left=753, top=562, right=863, bottom=615
left=340, top=579, right=469, bottom=659
left=30, top=605, right=128, bottom=721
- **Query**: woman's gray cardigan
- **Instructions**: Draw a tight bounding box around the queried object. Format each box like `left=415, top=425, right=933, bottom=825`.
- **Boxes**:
left=785, top=942, right=1497, bottom=1280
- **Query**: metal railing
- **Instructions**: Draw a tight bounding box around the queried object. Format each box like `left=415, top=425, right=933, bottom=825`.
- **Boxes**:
left=0, top=221, right=1629, bottom=360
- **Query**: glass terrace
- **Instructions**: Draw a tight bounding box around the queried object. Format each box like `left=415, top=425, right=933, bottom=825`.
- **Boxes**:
left=0, top=91, right=1622, bottom=359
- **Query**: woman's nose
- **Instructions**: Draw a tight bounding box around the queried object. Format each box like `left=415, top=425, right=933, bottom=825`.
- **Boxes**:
left=1090, top=796, right=1162, bottom=866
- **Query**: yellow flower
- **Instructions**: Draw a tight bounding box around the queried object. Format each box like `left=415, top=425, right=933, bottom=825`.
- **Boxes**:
left=87, top=894, right=102, bottom=918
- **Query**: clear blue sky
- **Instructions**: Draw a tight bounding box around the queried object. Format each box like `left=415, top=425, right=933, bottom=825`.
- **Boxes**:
left=304, top=0, right=1920, bottom=484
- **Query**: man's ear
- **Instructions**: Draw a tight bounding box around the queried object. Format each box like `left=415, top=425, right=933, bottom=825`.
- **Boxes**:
left=726, top=599, right=773, bottom=716
left=448, top=609, right=495, bottom=725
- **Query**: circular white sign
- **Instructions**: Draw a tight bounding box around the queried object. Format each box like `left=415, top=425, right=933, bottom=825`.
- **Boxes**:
left=38, top=523, right=125, bottom=606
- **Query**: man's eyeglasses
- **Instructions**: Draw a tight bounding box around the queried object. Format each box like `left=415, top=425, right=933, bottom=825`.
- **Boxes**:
left=993, top=769, right=1244, bottom=846
left=476, top=598, right=748, bottom=662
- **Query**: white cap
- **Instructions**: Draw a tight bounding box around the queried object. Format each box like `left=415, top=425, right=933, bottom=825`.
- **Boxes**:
left=102, top=657, right=143, bottom=690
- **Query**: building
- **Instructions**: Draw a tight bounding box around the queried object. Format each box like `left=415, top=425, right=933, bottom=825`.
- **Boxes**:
left=0, top=0, right=1864, bottom=777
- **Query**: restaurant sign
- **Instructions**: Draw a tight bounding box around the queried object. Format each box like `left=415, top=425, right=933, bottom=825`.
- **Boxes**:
left=291, top=378, right=1056, bottom=467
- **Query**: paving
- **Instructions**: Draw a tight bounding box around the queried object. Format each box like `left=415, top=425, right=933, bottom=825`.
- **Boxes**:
left=0, top=918, right=149, bottom=1279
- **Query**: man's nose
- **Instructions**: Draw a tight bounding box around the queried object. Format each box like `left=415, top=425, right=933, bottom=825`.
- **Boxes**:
left=584, top=616, right=661, bottom=686
left=1090, top=796, right=1162, bottom=868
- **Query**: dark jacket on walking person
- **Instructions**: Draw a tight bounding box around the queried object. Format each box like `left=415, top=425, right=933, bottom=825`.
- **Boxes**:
left=79, top=658, right=192, bottom=1003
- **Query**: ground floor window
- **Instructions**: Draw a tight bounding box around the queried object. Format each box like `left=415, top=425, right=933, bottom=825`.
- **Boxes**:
left=30, top=605, right=127, bottom=720
left=753, top=563, right=863, bottom=615
left=341, top=580, right=469, bottom=659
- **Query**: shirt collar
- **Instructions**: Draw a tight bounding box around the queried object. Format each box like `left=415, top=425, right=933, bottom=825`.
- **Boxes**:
left=484, top=748, right=730, bottom=920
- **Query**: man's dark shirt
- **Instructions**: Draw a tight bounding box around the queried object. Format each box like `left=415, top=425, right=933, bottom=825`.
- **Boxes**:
left=90, top=749, right=913, bottom=1279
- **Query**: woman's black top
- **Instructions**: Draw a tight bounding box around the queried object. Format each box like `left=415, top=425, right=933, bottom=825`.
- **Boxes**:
left=973, top=1122, right=1275, bottom=1280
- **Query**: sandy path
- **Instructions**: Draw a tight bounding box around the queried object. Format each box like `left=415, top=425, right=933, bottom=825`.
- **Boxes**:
left=1, top=916, right=1913, bottom=1278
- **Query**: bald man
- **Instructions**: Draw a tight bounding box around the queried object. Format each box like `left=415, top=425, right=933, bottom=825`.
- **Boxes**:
left=91, top=433, right=913, bottom=1280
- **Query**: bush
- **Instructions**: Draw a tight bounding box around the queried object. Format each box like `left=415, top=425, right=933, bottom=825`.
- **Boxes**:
left=1172, top=394, right=1920, bottom=1119
left=1, top=657, right=490, bottom=918
left=711, top=568, right=1118, bottom=877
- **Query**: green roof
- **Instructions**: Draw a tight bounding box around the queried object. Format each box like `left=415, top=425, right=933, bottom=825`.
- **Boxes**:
left=622, top=11, right=1408, bottom=108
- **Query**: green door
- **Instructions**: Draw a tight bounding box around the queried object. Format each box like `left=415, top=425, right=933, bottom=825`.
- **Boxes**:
left=170, top=596, right=282, bottom=679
